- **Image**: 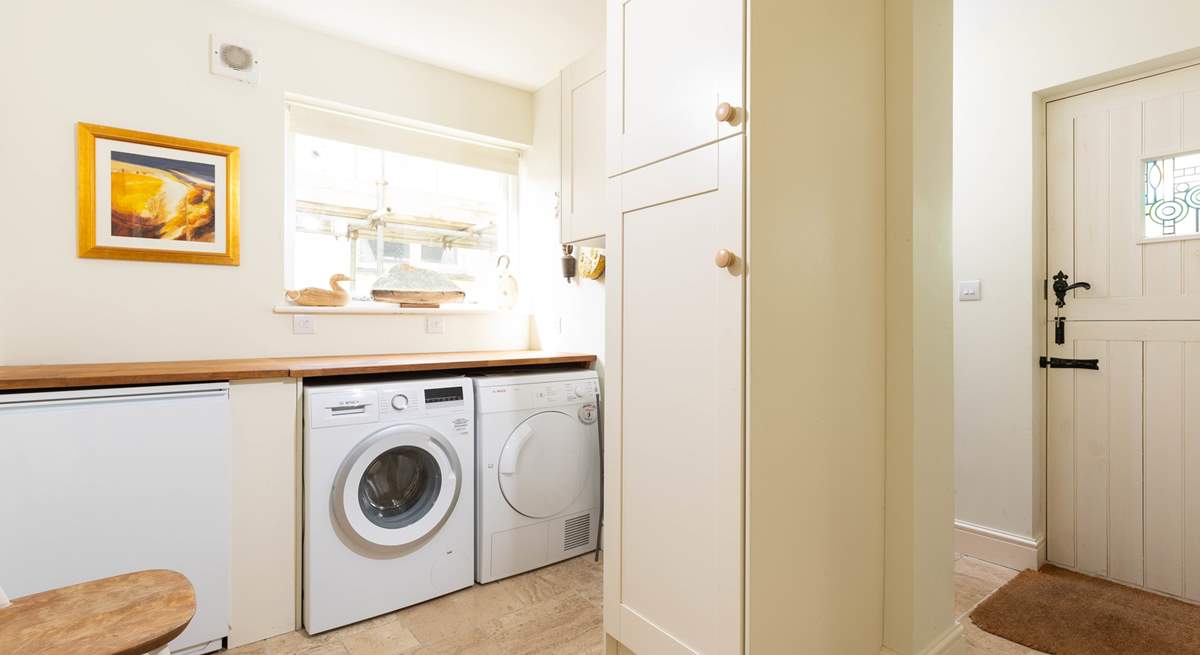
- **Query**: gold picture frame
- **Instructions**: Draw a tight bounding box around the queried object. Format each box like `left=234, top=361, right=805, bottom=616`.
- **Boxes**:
left=77, top=123, right=240, bottom=266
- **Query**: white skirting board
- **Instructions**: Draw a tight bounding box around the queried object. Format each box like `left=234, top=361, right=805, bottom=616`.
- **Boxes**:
left=954, top=520, right=1044, bottom=571
left=881, top=622, right=965, bottom=655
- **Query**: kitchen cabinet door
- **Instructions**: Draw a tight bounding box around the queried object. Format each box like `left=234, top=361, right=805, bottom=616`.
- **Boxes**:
left=605, top=136, right=744, bottom=654
left=607, top=0, right=744, bottom=176
left=561, top=47, right=607, bottom=245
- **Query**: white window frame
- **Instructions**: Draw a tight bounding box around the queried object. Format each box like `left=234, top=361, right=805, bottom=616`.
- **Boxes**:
left=280, top=98, right=523, bottom=315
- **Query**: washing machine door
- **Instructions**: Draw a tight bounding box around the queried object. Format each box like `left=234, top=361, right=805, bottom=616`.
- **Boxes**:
left=498, top=410, right=595, bottom=519
left=333, top=424, right=461, bottom=548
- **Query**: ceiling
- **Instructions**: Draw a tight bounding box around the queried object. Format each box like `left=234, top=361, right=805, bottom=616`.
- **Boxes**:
left=227, top=0, right=605, bottom=91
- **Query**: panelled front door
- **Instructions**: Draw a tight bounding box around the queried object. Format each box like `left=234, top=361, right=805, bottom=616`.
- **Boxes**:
left=1046, top=64, right=1200, bottom=602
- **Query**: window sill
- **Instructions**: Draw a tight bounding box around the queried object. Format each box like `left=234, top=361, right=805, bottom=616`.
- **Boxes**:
left=273, top=302, right=519, bottom=316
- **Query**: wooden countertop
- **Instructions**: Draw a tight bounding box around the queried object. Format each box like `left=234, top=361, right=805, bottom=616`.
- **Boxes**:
left=0, top=350, right=596, bottom=391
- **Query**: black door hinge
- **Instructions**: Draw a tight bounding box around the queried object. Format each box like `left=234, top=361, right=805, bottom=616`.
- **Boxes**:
left=1039, top=356, right=1099, bottom=370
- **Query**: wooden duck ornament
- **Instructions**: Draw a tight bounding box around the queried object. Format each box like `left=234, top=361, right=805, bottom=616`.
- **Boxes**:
left=286, top=274, right=352, bottom=307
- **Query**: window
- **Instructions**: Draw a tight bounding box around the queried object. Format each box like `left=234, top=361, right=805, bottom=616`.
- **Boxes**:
left=287, top=103, right=517, bottom=305
left=1144, top=151, right=1200, bottom=239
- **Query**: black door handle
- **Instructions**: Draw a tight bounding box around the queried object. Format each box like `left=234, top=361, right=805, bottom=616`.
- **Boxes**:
left=1039, top=356, right=1099, bottom=371
left=1052, top=271, right=1091, bottom=308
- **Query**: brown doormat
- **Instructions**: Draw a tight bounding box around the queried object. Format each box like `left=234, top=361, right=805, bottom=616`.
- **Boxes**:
left=970, top=565, right=1200, bottom=654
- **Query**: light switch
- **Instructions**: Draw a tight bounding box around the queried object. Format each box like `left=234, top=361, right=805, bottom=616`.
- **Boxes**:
left=292, top=315, right=315, bottom=334
left=426, top=316, right=445, bottom=334
left=958, top=280, right=981, bottom=301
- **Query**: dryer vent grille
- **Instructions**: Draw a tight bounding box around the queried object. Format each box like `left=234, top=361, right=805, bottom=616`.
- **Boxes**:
left=563, top=514, right=591, bottom=551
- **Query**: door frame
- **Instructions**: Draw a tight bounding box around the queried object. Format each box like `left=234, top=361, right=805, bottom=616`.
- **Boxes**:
left=1037, top=54, right=1200, bottom=559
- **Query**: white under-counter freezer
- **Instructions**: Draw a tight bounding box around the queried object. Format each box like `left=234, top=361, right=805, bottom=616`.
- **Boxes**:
left=0, top=382, right=232, bottom=655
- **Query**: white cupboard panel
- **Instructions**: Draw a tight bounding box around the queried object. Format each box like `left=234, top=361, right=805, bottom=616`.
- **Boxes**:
left=561, top=46, right=607, bottom=244
left=609, top=137, right=743, bottom=654
left=607, top=0, right=743, bottom=176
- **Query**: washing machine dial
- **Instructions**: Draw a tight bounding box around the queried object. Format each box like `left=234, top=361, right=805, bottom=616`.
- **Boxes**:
left=574, top=383, right=593, bottom=398
left=390, top=394, right=409, bottom=411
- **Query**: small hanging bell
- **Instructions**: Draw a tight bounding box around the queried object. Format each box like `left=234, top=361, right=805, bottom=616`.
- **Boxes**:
left=561, top=245, right=577, bottom=282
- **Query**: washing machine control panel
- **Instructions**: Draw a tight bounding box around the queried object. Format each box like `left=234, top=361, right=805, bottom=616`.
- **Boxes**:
left=309, top=379, right=472, bottom=428
left=378, top=384, right=467, bottom=418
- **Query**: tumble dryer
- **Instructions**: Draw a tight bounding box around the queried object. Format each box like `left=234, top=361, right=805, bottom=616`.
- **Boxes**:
left=473, top=369, right=601, bottom=583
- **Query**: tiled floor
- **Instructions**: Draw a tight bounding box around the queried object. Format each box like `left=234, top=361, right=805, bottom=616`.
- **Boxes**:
left=956, top=553, right=1047, bottom=655
left=227, top=554, right=603, bottom=655
left=228, top=551, right=1036, bottom=654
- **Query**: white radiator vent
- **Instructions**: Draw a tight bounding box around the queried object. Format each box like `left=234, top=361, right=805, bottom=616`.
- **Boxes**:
left=563, top=514, right=591, bottom=552
left=210, top=34, right=260, bottom=84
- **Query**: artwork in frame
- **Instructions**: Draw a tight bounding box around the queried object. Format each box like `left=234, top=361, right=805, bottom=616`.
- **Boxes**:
left=77, top=123, right=239, bottom=265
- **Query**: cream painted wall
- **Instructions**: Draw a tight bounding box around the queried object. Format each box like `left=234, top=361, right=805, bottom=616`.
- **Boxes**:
left=746, top=1, right=885, bottom=653
left=884, top=0, right=959, bottom=654
left=520, top=78, right=606, bottom=374
left=954, top=1, right=1200, bottom=542
left=0, top=0, right=532, bottom=367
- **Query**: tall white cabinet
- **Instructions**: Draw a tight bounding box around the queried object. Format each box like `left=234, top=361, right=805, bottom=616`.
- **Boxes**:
left=604, top=1, right=891, bottom=654
left=603, top=1, right=745, bottom=653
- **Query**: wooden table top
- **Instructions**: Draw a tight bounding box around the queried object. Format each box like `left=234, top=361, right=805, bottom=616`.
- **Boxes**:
left=0, top=570, right=195, bottom=655
left=0, top=350, right=596, bottom=391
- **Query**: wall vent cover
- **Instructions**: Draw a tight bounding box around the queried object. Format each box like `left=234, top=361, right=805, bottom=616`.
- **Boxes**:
left=563, top=514, right=590, bottom=552
left=210, top=34, right=259, bottom=84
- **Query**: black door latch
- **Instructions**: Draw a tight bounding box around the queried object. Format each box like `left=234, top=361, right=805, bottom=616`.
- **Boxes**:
left=1039, top=356, right=1099, bottom=371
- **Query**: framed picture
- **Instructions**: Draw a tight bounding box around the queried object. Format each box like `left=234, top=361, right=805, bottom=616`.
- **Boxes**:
left=77, top=123, right=239, bottom=265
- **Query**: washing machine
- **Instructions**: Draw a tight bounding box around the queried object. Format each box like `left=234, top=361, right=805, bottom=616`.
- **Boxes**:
left=474, top=369, right=601, bottom=583
left=304, top=377, right=474, bottom=634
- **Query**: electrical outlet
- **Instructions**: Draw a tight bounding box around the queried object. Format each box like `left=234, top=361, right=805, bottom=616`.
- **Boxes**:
left=958, top=280, right=982, bottom=301
left=292, top=315, right=315, bottom=334
left=426, top=316, right=445, bottom=334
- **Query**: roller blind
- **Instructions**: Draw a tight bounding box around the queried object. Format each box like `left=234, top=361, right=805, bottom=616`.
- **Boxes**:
left=287, top=103, right=520, bottom=175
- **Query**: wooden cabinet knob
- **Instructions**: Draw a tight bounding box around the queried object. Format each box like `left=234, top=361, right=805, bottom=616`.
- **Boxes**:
left=714, top=249, right=736, bottom=269
left=715, top=102, right=739, bottom=125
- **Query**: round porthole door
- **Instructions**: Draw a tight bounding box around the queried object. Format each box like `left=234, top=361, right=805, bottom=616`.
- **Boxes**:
left=333, top=424, right=461, bottom=548
left=498, top=411, right=594, bottom=519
